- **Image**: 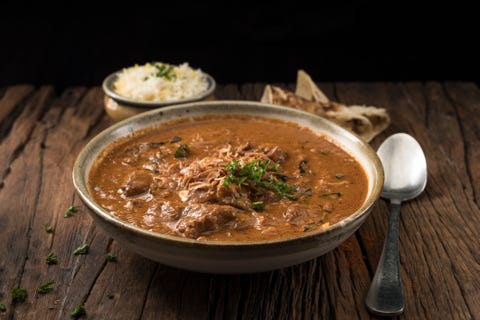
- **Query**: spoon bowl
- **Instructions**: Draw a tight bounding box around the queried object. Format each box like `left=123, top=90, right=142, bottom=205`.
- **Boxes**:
left=365, top=133, right=427, bottom=316
left=378, top=133, right=427, bottom=202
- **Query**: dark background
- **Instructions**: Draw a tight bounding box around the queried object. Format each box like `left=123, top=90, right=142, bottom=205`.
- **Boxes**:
left=1, top=2, right=477, bottom=89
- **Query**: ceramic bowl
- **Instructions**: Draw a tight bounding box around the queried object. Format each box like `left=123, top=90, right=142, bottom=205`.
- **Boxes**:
left=72, top=101, right=383, bottom=273
left=102, top=69, right=216, bottom=121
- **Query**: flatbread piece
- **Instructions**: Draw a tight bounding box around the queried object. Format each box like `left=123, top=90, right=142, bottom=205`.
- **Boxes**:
left=260, top=70, right=390, bottom=142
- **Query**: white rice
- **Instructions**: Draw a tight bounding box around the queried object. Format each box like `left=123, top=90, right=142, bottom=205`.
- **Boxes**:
left=114, top=62, right=209, bottom=102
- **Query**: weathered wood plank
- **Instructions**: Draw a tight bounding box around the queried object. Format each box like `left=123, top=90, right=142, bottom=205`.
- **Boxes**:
left=77, top=241, right=158, bottom=319
left=139, top=266, right=211, bottom=320
left=441, top=82, right=480, bottom=316
left=2, top=87, right=113, bottom=319
left=443, top=82, right=480, bottom=207
left=0, top=86, right=53, bottom=186
left=2, top=87, right=87, bottom=319
left=0, top=87, right=54, bottom=319
left=0, top=84, right=34, bottom=129
left=0, top=126, right=45, bottom=320
left=32, top=87, right=113, bottom=320
left=215, top=84, right=243, bottom=100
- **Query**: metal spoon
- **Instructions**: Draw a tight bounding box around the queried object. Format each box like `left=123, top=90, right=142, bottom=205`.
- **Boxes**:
left=365, top=133, right=427, bottom=316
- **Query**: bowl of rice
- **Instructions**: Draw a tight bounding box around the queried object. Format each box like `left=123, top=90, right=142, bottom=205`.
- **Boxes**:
left=102, top=62, right=216, bottom=121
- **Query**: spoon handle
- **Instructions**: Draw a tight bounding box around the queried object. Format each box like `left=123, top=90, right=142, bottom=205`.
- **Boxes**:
left=365, top=202, right=404, bottom=316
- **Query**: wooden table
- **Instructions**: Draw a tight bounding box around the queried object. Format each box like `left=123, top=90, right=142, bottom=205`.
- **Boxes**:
left=0, top=82, right=479, bottom=319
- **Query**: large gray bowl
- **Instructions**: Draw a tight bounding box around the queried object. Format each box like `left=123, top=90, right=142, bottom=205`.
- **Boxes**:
left=73, top=101, right=383, bottom=273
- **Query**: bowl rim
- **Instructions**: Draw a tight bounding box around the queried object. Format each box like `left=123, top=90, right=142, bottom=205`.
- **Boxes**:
left=102, top=69, right=216, bottom=108
left=73, top=100, right=383, bottom=248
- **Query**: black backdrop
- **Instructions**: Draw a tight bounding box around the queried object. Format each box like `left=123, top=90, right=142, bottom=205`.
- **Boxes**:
left=1, top=3, right=478, bottom=89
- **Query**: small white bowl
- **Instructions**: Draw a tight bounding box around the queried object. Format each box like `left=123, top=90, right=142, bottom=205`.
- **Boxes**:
left=102, top=69, right=216, bottom=122
left=73, top=101, right=383, bottom=273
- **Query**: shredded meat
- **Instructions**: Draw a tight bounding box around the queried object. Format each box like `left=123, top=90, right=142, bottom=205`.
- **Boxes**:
left=176, top=143, right=284, bottom=205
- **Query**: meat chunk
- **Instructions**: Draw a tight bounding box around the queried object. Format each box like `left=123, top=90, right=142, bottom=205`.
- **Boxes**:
left=283, top=203, right=325, bottom=226
left=215, top=183, right=252, bottom=210
left=175, top=204, right=240, bottom=239
left=123, top=170, right=153, bottom=197
left=147, top=201, right=181, bottom=222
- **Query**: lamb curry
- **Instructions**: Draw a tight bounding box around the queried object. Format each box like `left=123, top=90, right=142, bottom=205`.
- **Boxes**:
left=88, top=116, right=368, bottom=241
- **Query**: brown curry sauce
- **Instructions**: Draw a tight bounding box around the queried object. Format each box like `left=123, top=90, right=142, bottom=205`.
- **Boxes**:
left=89, top=116, right=368, bottom=241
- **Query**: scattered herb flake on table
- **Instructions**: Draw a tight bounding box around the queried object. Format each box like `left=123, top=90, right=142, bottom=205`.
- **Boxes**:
left=106, top=253, right=116, bottom=262
left=46, top=252, right=58, bottom=265
left=45, top=223, right=54, bottom=233
left=71, top=304, right=86, bottom=318
left=36, top=280, right=55, bottom=294
left=73, top=244, right=89, bottom=255
left=11, top=288, right=27, bottom=304
left=0, top=302, right=6, bottom=312
left=64, top=205, right=78, bottom=218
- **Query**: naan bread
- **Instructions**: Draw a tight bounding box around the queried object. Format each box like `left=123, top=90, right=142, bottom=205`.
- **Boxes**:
left=260, top=70, right=390, bottom=142
left=295, top=69, right=329, bottom=103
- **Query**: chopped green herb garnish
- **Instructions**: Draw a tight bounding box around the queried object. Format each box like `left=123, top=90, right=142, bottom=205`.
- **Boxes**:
left=106, top=253, right=116, bottom=262
left=73, top=244, right=89, bottom=255
left=335, top=173, right=345, bottom=180
left=0, top=302, right=6, bottom=312
left=298, top=160, right=308, bottom=174
left=45, top=223, right=53, bottom=233
left=36, top=280, right=55, bottom=294
left=222, top=159, right=242, bottom=187
left=106, top=293, right=114, bottom=299
left=170, top=136, right=182, bottom=143
left=71, top=304, right=86, bottom=318
left=251, top=201, right=265, bottom=211
left=11, top=288, right=27, bottom=304
left=320, top=192, right=342, bottom=199
left=64, top=205, right=78, bottom=218
left=223, top=159, right=297, bottom=200
left=46, top=252, right=58, bottom=265
left=153, top=63, right=175, bottom=80
left=174, top=144, right=189, bottom=158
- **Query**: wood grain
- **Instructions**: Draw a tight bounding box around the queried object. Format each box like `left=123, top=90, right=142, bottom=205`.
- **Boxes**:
left=0, top=85, right=34, bottom=135
left=0, top=82, right=479, bottom=319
